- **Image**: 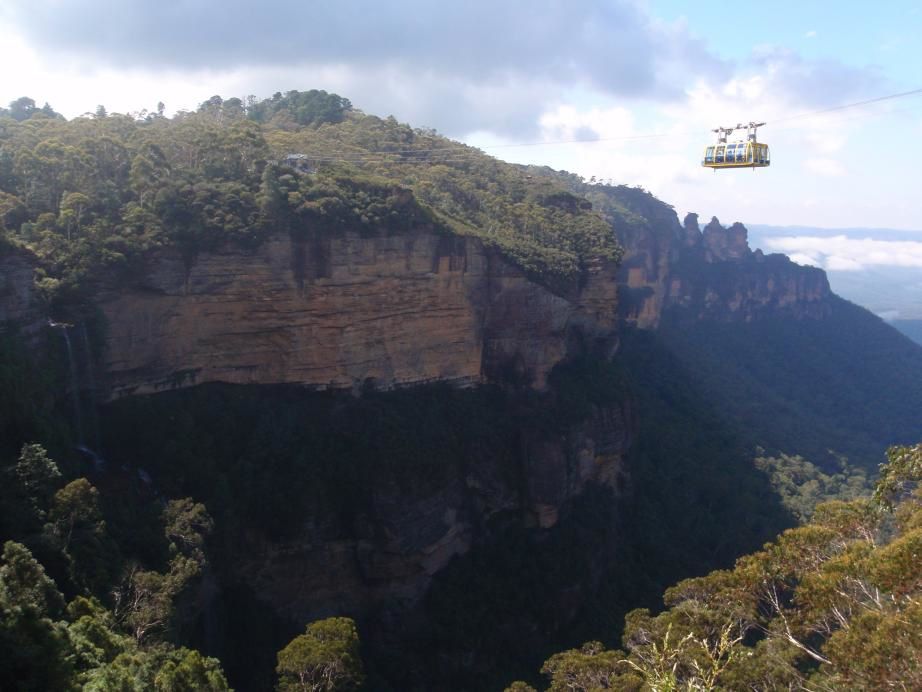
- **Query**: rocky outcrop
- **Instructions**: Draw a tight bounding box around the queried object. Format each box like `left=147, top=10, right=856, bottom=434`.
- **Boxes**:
left=99, top=231, right=618, bottom=399
left=612, top=205, right=832, bottom=326
left=702, top=216, right=751, bottom=261
left=667, top=214, right=831, bottom=322
left=0, top=246, right=42, bottom=333
left=600, top=188, right=685, bottom=330
left=617, top=219, right=680, bottom=329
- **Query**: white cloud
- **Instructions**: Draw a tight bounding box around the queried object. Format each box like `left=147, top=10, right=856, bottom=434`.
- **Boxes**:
left=805, top=158, right=847, bottom=176
left=0, top=0, right=730, bottom=135
left=765, top=235, right=922, bottom=271
left=825, top=255, right=865, bottom=271
left=805, top=30, right=817, bottom=39
left=538, top=104, right=636, bottom=141
left=803, top=129, right=846, bottom=155
left=788, top=252, right=823, bottom=267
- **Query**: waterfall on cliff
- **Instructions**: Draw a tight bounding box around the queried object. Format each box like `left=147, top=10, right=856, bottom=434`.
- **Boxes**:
left=80, top=323, right=102, bottom=452
left=62, top=325, right=85, bottom=445
left=53, top=321, right=106, bottom=471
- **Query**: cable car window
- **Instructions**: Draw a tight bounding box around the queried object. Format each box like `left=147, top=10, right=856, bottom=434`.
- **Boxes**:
left=736, top=145, right=747, bottom=161
left=705, top=146, right=715, bottom=163
left=716, top=146, right=725, bottom=162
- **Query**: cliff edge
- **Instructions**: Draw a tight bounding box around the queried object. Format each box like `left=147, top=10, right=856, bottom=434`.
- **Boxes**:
left=98, top=229, right=618, bottom=398
left=612, top=198, right=831, bottom=327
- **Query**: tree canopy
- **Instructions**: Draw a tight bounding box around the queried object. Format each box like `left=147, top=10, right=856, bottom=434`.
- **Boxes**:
left=276, top=616, right=364, bottom=692
left=507, top=441, right=922, bottom=691
left=0, top=442, right=228, bottom=691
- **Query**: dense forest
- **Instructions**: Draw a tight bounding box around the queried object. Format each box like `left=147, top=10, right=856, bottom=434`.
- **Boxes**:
left=504, top=441, right=922, bottom=691
left=2, top=90, right=920, bottom=690
left=655, top=298, right=922, bottom=470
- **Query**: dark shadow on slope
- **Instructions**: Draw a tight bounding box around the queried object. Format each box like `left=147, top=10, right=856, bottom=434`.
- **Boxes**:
left=97, top=351, right=793, bottom=691
left=658, top=296, right=922, bottom=470
left=410, top=331, right=795, bottom=690
left=613, top=327, right=795, bottom=599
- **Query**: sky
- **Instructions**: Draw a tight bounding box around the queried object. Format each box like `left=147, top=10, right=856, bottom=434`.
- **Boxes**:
left=1, top=0, right=921, bottom=237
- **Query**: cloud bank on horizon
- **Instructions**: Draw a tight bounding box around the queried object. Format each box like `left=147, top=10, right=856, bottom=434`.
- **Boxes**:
left=765, top=235, right=922, bottom=271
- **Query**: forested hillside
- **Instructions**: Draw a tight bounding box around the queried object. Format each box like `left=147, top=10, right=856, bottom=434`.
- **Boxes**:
left=2, top=90, right=921, bottom=691
left=0, top=89, right=618, bottom=317
left=0, top=89, right=631, bottom=690
left=656, top=297, right=922, bottom=469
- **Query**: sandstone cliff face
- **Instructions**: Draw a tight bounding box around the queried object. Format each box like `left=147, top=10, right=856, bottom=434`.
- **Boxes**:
left=0, top=247, right=42, bottom=333
left=1, top=224, right=628, bottom=630
left=614, top=209, right=832, bottom=326
left=99, top=231, right=618, bottom=399
left=233, top=398, right=632, bottom=625
left=617, top=213, right=681, bottom=329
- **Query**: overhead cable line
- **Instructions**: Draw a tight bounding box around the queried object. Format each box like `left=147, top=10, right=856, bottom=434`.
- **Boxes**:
left=768, top=86, right=922, bottom=125
left=478, top=85, right=922, bottom=149
left=288, top=86, right=922, bottom=164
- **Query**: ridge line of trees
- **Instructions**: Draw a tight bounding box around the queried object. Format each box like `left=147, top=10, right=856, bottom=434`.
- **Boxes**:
left=0, top=89, right=622, bottom=315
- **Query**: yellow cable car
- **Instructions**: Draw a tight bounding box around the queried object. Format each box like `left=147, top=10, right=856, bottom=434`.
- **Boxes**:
left=702, top=121, right=770, bottom=169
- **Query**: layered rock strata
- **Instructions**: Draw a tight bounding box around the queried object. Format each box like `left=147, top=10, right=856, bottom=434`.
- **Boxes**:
left=98, top=231, right=619, bottom=399
left=0, top=246, right=42, bottom=333
left=615, top=211, right=832, bottom=327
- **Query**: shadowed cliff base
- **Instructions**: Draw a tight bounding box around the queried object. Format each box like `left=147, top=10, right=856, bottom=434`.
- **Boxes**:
left=656, top=295, right=922, bottom=469
left=94, top=346, right=791, bottom=690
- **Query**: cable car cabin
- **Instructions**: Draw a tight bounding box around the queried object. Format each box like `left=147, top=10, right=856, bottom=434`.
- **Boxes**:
left=702, top=141, right=770, bottom=169
left=702, top=121, right=770, bottom=169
